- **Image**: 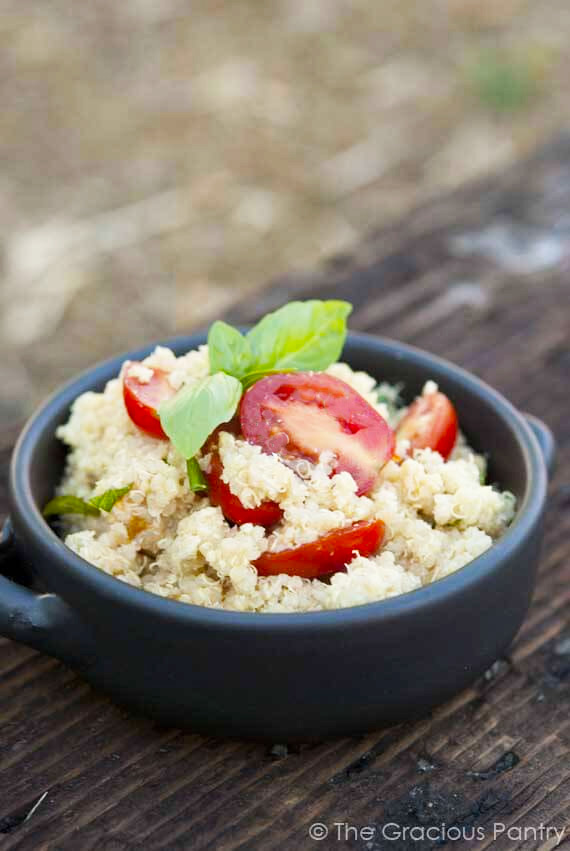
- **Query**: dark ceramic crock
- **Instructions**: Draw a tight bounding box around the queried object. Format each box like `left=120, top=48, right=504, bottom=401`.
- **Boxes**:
left=0, top=333, right=555, bottom=741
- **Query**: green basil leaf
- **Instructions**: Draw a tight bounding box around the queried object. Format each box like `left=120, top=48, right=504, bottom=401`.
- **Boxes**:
left=89, top=484, right=132, bottom=512
left=43, top=495, right=101, bottom=517
left=159, top=372, right=242, bottom=459
left=208, top=320, right=253, bottom=377
left=187, top=457, right=208, bottom=493
left=245, top=300, right=352, bottom=374
left=43, top=485, right=133, bottom=517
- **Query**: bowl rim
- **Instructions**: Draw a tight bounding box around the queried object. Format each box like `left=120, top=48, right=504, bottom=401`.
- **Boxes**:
left=9, top=330, right=547, bottom=632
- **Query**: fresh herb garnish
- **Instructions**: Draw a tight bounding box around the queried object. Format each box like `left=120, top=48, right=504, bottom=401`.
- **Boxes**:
left=89, top=485, right=133, bottom=512
left=159, top=372, right=242, bottom=460
left=208, top=321, right=253, bottom=381
left=44, top=484, right=132, bottom=517
left=208, top=300, right=352, bottom=384
left=43, top=495, right=101, bottom=518
left=157, top=299, right=352, bottom=472
left=187, top=457, right=208, bottom=493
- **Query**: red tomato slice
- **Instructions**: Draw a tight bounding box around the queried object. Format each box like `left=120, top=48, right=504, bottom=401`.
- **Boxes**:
left=253, top=519, right=385, bottom=579
left=396, top=391, right=458, bottom=459
left=240, top=373, right=394, bottom=496
left=206, top=451, right=283, bottom=527
left=123, top=362, right=175, bottom=439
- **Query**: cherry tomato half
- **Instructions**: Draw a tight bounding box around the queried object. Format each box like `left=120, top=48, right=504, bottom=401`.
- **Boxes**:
left=207, top=451, right=283, bottom=527
left=396, top=391, right=458, bottom=459
left=253, top=519, right=385, bottom=579
left=240, top=373, right=394, bottom=496
left=123, top=362, right=175, bottom=439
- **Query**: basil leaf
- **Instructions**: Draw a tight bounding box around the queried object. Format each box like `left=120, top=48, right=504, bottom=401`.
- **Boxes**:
left=89, top=484, right=132, bottom=512
left=245, top=300, right=352, bottom=374
left=187, top=457, right=208, bottom=493
left=208, top=320, right=253, bottom=377
left=43, top=495, right=101, bottom=518
left=159, top=373, right=242, bottom=460
left=43, top=485, right=133, bottom=517
left=206, top=300, right=352, bottom=385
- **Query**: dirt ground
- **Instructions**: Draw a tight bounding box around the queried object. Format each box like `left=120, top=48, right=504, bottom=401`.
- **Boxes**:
left=1, top=0, right=569, bottom=425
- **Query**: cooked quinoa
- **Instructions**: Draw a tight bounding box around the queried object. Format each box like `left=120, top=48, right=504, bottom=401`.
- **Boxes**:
left=55, top=345, right=516, bottom=612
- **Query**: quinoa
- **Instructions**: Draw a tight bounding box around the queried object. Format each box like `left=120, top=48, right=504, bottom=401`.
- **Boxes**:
left=56, top=345, right=516, bottom=612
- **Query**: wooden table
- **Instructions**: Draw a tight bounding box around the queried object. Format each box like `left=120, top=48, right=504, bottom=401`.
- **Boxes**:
left=1, top=138, right=569, bottom=851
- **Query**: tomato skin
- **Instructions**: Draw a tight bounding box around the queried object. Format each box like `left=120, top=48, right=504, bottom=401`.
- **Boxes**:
left=396, top=391, right=458, bottom=460
left=253, top=519, right=385, bottom=579
left=123, top=363, right=175, bottom=439
left=240, top=373, right=395, bottom=496
left=206, top=451, right=283, bottom=527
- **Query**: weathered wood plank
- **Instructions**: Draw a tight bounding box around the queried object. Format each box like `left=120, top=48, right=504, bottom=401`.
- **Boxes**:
left=1, top=137, right=569, bottom=850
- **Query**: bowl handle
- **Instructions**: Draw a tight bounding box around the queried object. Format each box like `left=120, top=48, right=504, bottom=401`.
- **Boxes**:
left=524, top=413, right=556, bottom=477
left=0, top=518, right=95, bottom=667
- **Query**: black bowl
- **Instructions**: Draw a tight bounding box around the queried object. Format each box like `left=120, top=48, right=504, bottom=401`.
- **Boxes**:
left=0, top=333, right=555, bottom=741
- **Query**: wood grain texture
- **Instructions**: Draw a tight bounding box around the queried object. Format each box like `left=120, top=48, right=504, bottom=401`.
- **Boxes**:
left=1, top=137, right=569, bottom=851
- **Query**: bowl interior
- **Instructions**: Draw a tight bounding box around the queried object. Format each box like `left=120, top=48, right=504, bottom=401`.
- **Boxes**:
left=25, top=333, right=529, bottom=528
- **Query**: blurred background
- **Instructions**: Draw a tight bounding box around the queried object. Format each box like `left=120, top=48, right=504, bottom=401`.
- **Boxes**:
left=1, top=0, right=569, bottom=427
